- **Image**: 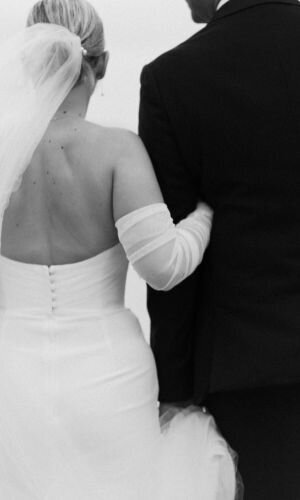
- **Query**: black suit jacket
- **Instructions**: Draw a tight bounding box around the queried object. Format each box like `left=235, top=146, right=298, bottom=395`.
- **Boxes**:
left=139, top=0, right=300, bottom=403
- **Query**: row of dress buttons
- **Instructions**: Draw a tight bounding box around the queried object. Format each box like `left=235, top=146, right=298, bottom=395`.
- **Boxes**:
left=49, top=268, right=57, bottom=312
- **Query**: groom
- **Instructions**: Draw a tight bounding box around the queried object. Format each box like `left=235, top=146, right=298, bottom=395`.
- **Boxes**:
left=139, top=0, right=300, bottom=497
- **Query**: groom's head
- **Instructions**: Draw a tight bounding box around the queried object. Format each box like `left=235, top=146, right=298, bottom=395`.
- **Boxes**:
left=185, top=0, right=220, bottom=23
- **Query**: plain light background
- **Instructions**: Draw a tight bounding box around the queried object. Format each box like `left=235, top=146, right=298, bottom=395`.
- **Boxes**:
left=0, top=0, right=200, bottom=336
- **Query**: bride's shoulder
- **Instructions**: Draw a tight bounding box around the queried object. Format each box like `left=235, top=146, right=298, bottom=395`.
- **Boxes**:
left=68, top=121, right=150, bottom=178
left=83, top=123, right=146, bottom=163
left=88, top=123, right=141, bottom=150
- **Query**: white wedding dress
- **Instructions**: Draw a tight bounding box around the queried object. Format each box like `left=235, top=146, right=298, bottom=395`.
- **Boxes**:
left=0, top=23, right=240, bottom=500
left=0, top=203, right=238, bottom=500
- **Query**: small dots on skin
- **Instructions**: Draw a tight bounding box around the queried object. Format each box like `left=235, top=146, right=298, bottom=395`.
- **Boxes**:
left=61, top=146, right=64, bottom=150
left=46, top=171, right=49, bottom=175
left=33, top=181, right=36, bottom=185
left=16, top=223, right=20, bottom=228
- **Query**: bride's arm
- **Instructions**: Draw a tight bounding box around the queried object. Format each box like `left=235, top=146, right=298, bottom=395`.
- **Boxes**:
left=113, top=132, right=212, bottom=291
left=112, top=131, right=164, bottom=220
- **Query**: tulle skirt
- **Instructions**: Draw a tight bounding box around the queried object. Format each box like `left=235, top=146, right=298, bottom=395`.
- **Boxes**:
left=0, top=309, right=240, bottom=499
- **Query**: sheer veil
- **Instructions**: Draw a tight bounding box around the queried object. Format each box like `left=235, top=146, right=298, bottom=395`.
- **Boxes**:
left=0, top=22, right=83, bottom=248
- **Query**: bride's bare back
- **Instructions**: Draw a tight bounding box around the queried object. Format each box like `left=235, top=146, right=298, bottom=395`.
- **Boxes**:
left=1, top=118, right=162, bottom=266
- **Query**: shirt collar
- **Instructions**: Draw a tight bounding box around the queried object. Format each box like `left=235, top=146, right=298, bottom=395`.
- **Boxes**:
left=212, top=0, right=299, bottom=21
left=217, top=0, right=231, bottom=10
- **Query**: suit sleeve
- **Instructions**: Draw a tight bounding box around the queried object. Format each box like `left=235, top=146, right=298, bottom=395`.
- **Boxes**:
left=139, top=63, right=202, bottom=403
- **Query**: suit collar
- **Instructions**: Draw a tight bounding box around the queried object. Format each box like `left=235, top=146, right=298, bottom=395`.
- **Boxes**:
left=212, top=0, right=299, bottom=21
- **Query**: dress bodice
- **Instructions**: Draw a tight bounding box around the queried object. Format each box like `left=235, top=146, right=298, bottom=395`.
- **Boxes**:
left=0, top=243, right=128, bottom=317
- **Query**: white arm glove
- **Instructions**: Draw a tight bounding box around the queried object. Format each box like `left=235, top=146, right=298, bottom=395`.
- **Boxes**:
left=115, top=202, right=213, bottom=291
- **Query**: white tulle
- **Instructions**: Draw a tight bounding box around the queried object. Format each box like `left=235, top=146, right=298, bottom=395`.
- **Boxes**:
left=160, top=408, right=238, bottom=500
left=116, top=202, right=212, bottom=291
left=0, top=23, right=82, bottom=247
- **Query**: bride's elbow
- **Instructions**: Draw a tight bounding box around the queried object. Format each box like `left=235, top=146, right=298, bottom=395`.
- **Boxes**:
left=147, top=282, right=171, bottom=292
left=134, top=262, right=185, bottom=292
left=146, top=274, right=183, bottom=292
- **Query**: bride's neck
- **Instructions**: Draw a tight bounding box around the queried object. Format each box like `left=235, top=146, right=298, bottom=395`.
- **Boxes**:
left=55, top=83, right=91, bottom=120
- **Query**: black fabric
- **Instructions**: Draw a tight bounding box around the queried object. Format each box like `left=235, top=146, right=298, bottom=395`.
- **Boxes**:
left=139, top=0, right=300, bottom=403
left=204, top=384, right=300, bottom=499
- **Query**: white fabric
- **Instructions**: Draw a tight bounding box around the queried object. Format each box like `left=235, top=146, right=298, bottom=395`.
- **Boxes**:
left=0, top=247, right=239, bottom=499
left=116, top=202, right=212, bottom=291
left=0, top=23, right=82, bottom=249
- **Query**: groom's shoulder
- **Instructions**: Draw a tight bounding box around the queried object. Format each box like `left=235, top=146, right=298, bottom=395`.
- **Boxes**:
left=144, top=24, right=215, bottom=75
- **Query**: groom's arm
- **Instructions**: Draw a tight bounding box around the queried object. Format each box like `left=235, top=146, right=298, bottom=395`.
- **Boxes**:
left=139, top=63, right=201, bottom=403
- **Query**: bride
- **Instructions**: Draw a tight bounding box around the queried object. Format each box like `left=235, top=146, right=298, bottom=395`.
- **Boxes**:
left=0, top=0, right=240, bottom=498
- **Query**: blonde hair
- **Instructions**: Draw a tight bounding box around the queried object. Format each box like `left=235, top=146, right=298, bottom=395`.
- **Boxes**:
left=27, top=0, right=105, bottom=82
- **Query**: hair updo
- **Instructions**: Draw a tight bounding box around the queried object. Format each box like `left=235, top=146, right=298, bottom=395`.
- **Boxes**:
left=27, top=0, right=105, bottom=83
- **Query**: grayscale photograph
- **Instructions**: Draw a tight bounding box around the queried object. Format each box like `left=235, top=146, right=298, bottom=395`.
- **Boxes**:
left=0, top=0, right=298, bottom=498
